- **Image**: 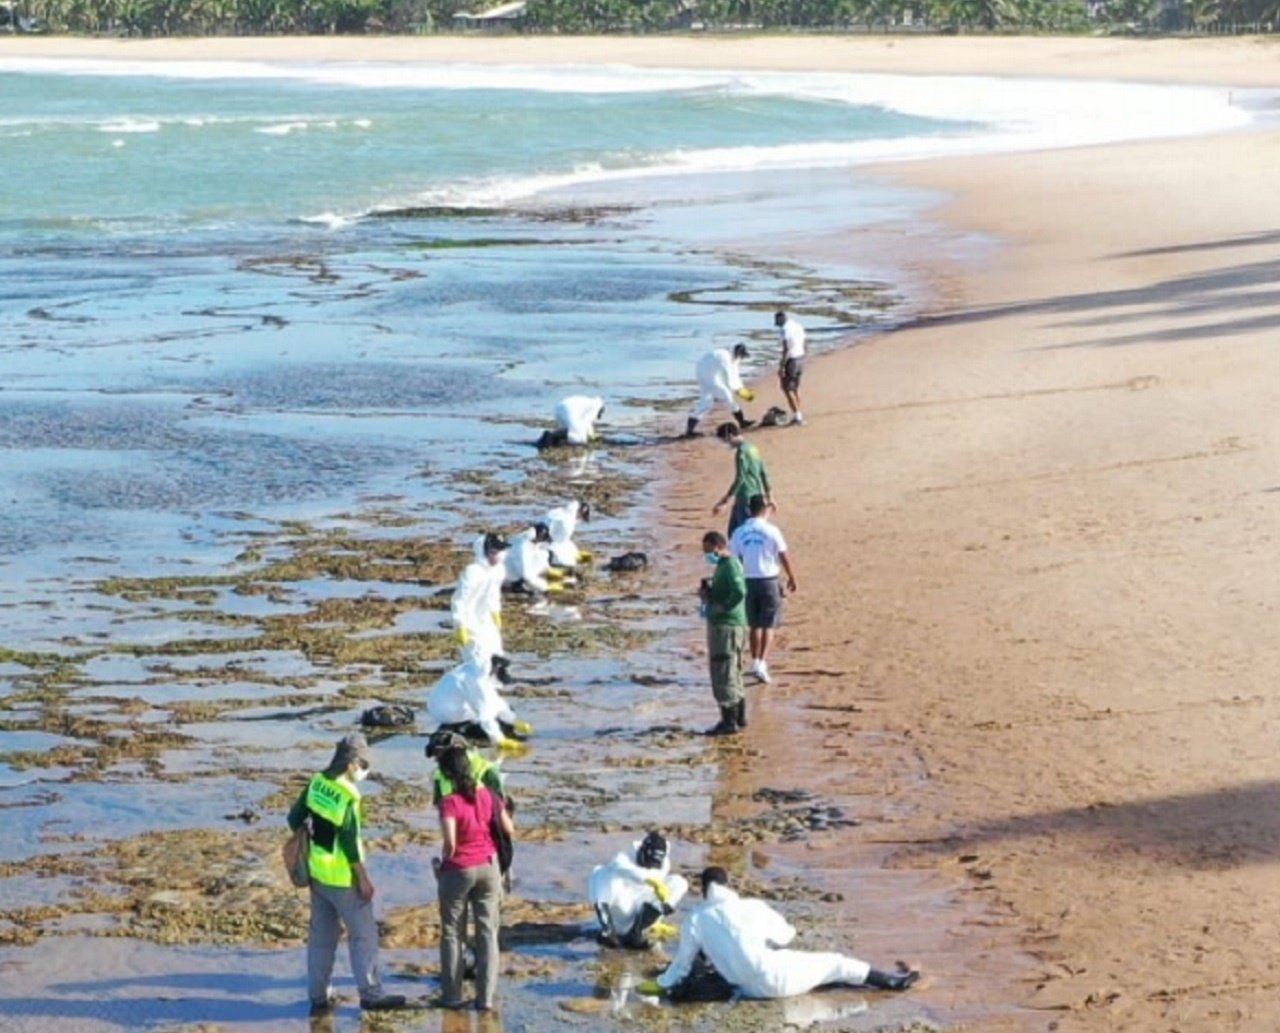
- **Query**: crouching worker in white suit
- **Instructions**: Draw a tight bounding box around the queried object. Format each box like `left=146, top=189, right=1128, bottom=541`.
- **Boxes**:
left=427, top=643, right=531, bottom=749
left=641, top=867, right=919, bottom=1001
left=686, top=344, right=756, bottom=438
left=451, top=532, right=508, bottom=667
left=589, top=832, right=689, bottom=949
left=538, top=395, right=605, bottom=449
left=503, top=522, right=558, bottom=596
left=546, top=499, right=592, bottom=568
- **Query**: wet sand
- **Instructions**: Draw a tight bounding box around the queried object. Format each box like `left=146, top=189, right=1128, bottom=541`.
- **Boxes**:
left=667, top=113, right=1280, bottom=1033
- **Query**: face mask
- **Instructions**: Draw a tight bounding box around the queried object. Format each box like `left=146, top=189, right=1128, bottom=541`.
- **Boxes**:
left=353, top=765, right=370, bottom=782
left=704, top=552, right=720, bottom=566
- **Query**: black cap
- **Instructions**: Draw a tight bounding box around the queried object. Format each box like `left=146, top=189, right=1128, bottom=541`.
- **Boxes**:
left=637, top=831, right=668, bottom=869
left=483, top=532, right=510, bottom=554
left=425, top=729, right=470, bottom=759
left=732, top=343, right=749, bottom=360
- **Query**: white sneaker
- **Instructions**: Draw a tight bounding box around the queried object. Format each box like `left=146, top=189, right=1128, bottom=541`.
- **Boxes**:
left=792, top=412, right=804, bottom=426
left=754, top=661, right=770, bottom=683
left=749, top=659, right=762, bottom=679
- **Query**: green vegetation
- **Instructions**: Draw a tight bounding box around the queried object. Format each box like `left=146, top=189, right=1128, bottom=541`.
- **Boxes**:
left=11, top=0, right=1280, bottom=39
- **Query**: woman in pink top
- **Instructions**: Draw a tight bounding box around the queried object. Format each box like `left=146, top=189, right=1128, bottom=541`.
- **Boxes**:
left=434, top=746, right=514, bottom=1011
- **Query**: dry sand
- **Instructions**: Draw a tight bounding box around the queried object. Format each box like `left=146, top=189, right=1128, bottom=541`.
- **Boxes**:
left=668, top=93, right=1280, bottom=1033
left=7, top=33, right=1280, bottom=1031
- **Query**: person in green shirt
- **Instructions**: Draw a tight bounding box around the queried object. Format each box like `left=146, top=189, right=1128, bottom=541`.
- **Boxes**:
left=699, top=530, right=748, bottom=736
left=711, top=422, right=774, bottom=538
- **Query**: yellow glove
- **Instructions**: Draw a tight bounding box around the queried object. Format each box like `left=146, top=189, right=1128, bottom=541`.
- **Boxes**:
left=576, top=549, right=593, bottom=563
left=645, top=877, right=671, bottom=904
left=736, top=387, right=756, bottom=402
left=496, top=737, right=527, bottom=753
left=492, top=612, right=502, bottom=629
left=546, top=567, right=567, bottom=580
left=546, top=582, right=564, bottom=595
left=512, top=720, right=533, bottom=737
left=456, top=626, right=470, bottom=647
left=649, top=919, right=679, bottom=941
left=635, top=979, right=664, bottom=997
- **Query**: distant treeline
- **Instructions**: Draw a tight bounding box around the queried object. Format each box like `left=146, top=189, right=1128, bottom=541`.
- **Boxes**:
left=11, top=0, right=1279, bottom=38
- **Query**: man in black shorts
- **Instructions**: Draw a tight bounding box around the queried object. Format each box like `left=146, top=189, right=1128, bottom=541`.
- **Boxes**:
left=774, top=310, right=806, bottom=426
left=728, top=494, right=797, bottom=684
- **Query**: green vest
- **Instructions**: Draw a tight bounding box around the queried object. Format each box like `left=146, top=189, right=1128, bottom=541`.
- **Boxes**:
left=305, top=773, right=363, bottom=887
left=433, top=751, right=499, bottom=798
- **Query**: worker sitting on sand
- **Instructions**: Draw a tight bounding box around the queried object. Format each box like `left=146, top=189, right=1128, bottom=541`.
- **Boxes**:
left=503, top=522, right=560, bottom=596
left=546, top=499, right=592, bottom=568
left=589, top=831, right=688, bottom=949
left=450, top=532, right=509, bottom=669
left=427, top=642, right=531, bottom=750
left=639, top=867, right=919, bottom=1001
left=538, top=395, right=605, bottom=449
left=686, top=344, right=755, bottom=438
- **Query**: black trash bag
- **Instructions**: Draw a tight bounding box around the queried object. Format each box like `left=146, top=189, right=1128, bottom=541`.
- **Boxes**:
left=666, top=953, right=736, bottom=1003
left=360, top=704, right=415, bottom=728
left=606, top=552, right=648, bottom=573
left=760, top=406, right=790, bottom=428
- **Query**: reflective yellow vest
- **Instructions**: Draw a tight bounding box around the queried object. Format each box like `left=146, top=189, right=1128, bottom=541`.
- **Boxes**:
left=305, top=773, right=364, bottom=887
left=433, top=751, right=499, bottom=799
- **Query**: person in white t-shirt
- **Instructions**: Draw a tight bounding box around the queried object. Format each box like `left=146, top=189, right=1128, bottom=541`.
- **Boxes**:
left=728, top=494, right=797, bottom=684
left=774, top=310, right=806, bottom=426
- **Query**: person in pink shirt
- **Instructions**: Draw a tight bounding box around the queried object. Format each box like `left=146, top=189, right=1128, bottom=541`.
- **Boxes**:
left=433, top=747, right=515, bottom=1011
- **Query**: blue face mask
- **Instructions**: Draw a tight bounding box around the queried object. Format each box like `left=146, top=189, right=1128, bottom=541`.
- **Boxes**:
left=705, top=552, right=720, bottom=566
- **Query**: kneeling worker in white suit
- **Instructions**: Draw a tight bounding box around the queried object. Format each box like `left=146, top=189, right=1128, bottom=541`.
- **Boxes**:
left=643, top=867, right=919, bottom=1000
left=589, top=831, right=688, bottom=949
left=546, top=499, right=592, bottom=569
left=503, top=522, right=557, bottom=595
left=427, top=642, right=530, bottom=749
left=686, top=344, right=755, bottom=438
left=539, top=395, right=605, bottom=449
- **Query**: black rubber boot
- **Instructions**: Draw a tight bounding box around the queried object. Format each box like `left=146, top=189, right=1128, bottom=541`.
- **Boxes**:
left=735, top=699, right=747, bottom=729
left=684, top=416, right=699, bottom=438
left=705, top=706, right=739, bottom=737
left=734, top=409, right=756, bottom=430
left=622, top=902, right=664, bottom=949
left=865, top=968, right=919, bottom=992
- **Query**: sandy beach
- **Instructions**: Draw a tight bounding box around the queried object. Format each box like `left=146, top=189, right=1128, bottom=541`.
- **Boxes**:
left=6, top=32, right=1280, bottom=1033
left=669, top=76, right=1280, bottom=1033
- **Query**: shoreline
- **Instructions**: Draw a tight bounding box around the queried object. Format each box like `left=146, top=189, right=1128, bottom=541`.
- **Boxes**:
left=667, top=123, right=1280, bottom=1033
left=0, top=34, right=1277, bottom=87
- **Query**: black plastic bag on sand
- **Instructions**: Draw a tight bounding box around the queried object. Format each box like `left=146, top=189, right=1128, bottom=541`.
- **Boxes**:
left=360, top=704, right=415, bottom=728
left=606, top=552, right=648, bottom=573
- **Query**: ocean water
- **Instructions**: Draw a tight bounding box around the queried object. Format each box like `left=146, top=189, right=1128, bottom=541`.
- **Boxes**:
left=0, top=60, right=1249, bottom=580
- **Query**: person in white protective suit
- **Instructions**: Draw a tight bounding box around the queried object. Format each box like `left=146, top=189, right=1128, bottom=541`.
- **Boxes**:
left=685, top=344, right=756, bottom=438
left=588, top=831, right=689, bottom=949
left=503, top=522, right=563, bottom=596
left=538, top=395, right=605, bottom=449
left=450, top=532, right=508, bottom=668
left=642, top=867, right=919, bottom=1001
left=545, top=499, right=592, bottom=569
left=426, top=641, right=531, bottom=749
